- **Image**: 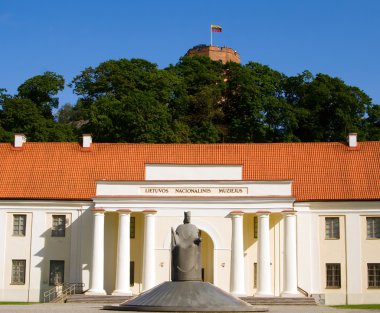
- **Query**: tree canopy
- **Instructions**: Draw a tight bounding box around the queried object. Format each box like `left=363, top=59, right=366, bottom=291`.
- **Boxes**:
left=1, top=56, right=379, bottom=143
left=0, top=72, right=76, bottom=142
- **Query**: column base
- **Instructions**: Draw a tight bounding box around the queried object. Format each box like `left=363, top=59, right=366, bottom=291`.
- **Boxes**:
left=281, top=291, right=302, bottom=297
left=255, top=291, right=273, bottom=297
left=112, top=290, right=133, bottom=296
left=231, top=291, right=247, bottom=297
left=85, top=289, right=107, bottom=295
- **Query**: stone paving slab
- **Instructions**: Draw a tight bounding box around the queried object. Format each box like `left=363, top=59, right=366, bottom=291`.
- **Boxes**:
left=268, top=305, right=380, bottom=313
left=0, top=303, right=379, bottom=313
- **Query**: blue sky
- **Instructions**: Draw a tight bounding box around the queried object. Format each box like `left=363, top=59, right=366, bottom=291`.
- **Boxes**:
left=1, top=0, right=379, bottom=107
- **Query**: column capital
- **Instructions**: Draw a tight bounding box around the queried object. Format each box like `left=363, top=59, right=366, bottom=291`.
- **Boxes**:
left=230, top=210, right=244, bottom=216
left=91, top=208, right=105, bottom=213
left=143, top=209, right=157, bottom=214
left=256, top=210, right=271, bottom=216
left=281, top=209, right=297, bottom=216
left=117, top=209, right=132, bottom=214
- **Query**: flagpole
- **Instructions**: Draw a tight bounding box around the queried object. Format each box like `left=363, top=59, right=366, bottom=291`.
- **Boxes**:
left=210, top=24, right=212, bottom=46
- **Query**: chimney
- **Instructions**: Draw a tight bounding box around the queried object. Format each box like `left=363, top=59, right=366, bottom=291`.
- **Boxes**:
left=82, top=134, right=92, bottom=148
left=14, top=134, right=26, bottom=148
left=348, top=133, right=357, bottom=148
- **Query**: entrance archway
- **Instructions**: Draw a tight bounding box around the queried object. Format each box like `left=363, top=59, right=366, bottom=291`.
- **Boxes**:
left=162, top=220, right=220, bottom=285
left=200, top=230, right=214, bottom=283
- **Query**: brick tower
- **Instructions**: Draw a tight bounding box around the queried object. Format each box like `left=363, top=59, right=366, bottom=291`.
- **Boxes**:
left=186, top=45, right=240, bottom=64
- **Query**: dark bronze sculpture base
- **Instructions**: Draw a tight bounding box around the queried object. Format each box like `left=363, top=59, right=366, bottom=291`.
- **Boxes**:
left=104, top=281, right=267, bottom=312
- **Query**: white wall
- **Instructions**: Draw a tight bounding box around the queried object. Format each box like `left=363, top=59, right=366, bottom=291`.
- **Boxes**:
left=296, top=201, right=380, bottom=305
left=4, top=212, right=33, bottom=301
left=0, top=210, right=5, bottom=300
left=1, top=198, right=379, bottom=304
left=145, top=164, right=243, bottom=180
left=0, top=201, right=92, bottom=302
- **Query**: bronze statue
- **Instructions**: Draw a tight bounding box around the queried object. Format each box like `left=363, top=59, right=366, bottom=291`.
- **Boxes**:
left=171, top=211, right=202, bottom=281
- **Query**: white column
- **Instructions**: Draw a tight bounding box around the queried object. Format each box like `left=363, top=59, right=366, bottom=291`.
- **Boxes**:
left=230, top=211, right=246, bottom=296
left=86, top=209, right=106, bottom=295
left=142, top=210, right=157, bottom=291
left=112, top=209, right=132, bottom=295
left=281, top=210, right=299, bottom=296
left=256, top=211, right=273, bottom=296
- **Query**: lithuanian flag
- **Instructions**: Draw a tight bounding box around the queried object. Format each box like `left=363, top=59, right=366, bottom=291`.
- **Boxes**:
left=211, top=24, right=222, bottom=32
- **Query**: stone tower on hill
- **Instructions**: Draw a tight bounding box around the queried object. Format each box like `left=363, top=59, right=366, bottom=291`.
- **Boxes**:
left=186, top=45, right=240, bottom=64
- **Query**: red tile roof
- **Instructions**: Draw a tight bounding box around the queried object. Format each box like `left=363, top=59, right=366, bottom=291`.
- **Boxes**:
left=0, top=142, right=379, bottom=201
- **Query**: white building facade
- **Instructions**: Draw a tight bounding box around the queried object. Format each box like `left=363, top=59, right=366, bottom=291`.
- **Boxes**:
left=0, top=135, right=379, bottom=305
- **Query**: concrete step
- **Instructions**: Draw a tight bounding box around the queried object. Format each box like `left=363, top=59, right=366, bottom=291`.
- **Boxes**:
left=240, top=296, right=317, bottom=306
left=65, top=294, right=134, bottom=303
left=66, top=294, right=316, bottom=306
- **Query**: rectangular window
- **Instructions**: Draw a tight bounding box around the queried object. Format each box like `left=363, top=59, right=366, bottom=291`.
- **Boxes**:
left=130, top=217, right=135, bottom=239
left=253, top=262, right=257, bottom=288
left=325, top=217, right=340, bottom=239
left=326, top=263, right=341, bottom=288
left=368, top=263, right=380, bottom=288
left=11, top=260, right=26, bottom=284
left=253, top=216, right=258, bottom=239
left=49, top=260, right=64, bottom=285
left=52, top=215, right=66, bottom=237
left=367, top=217, right=380, bottom=239
left=130, top=261, right=134, bottom=287
left=13, top=214, right=26, bottom=236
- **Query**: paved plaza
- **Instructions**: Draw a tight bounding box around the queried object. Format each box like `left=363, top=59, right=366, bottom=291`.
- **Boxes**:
left=0, top=303, right=380, bottom=313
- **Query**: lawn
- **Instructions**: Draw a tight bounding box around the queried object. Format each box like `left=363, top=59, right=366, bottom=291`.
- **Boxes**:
left=0, top=302, right=36, bottom=305
left=333, top=304, right=380, bottom=310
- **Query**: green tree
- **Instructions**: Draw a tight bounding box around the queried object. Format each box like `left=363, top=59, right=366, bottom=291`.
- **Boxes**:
left=366, top=103, right=380, bottom=140
left=17, top=71, right=64, bottom=119
left=2, top=56, right=378, bottom=144
left=167, top=56, right=225, bottom=142
left=1, top=97, right=76, bottom=142
left=71, top=58, right=184, bottom=142
left=0, top=73, right=76, bottom=142
left=224, top=61, right=297, bottom=142
left=86, top=93, right=177, bottom=142
left=288, top=73, right=372, bottom=142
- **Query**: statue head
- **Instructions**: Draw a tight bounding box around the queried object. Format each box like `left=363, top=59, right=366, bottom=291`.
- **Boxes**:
left=183, top=211, right=191, bottom=224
